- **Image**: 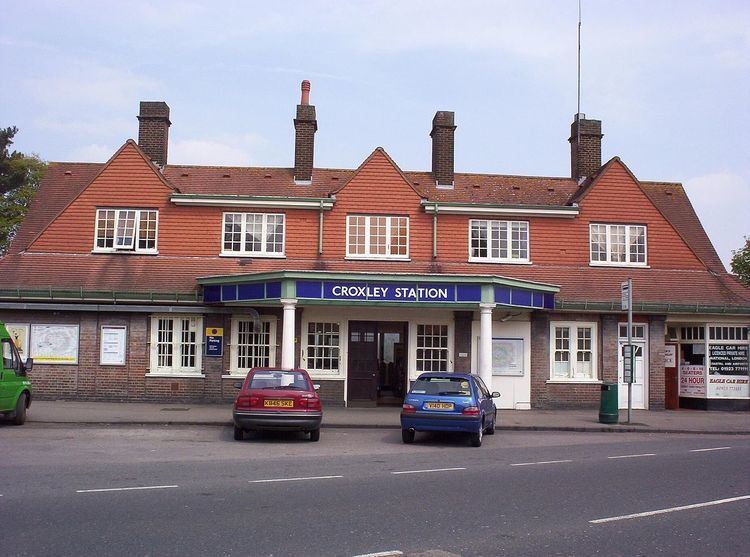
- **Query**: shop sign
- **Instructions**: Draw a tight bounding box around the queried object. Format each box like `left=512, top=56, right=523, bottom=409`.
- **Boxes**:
left=323, top=282, right=455, bottom=302
left=679, top=365, right=706, bottom=397
left=708, top=344, right=749, bottom=398
left=205, top=327, right=224, bottom=357
left=664, top=345, right=676, bottom=368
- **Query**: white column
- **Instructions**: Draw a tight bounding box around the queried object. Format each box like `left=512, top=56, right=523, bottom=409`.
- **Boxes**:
left=281, top=299, right=297, bottom=369
left=478, top=303, right=495, bottom=387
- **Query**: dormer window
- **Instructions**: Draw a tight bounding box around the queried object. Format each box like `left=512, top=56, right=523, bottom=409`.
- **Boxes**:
left=94, top=208, right=158, bottom=253
left=590, top=224, right=647, bottom=266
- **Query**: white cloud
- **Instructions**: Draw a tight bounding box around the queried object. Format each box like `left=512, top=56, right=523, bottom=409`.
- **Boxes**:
left=684, top=172, right=750, bottom=271
left=68, top=144, right=119, bottom=162
left=33, top=117, right=132, bottom=138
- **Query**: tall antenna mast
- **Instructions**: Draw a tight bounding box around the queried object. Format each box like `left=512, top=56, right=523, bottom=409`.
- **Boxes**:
left=576, top=0, right=582, bottom=179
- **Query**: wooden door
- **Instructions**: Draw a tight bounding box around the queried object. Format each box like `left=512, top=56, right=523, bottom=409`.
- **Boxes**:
left=347, top=321, right=378, bottom=403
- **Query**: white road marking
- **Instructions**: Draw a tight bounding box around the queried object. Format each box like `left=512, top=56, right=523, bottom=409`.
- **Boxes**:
left=351, top=552, right=403, bottom=557
left=248, top=475, right=343, bottom=483
left=608, top=453, right=656, bottom=459
left=690, top=447, right=731, bottom=452
left=510, top=459, right=573, bottom=467
left=76, top=485, right=179, bottom=494
left=590, top=495, right=750, bottom=524
left=391, top=467, right=466, bottom=475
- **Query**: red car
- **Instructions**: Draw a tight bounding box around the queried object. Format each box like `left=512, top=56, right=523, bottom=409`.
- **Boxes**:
left=233, top=368, right=323, bottom=441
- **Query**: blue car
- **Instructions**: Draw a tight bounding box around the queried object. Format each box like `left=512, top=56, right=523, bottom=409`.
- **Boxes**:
left=400, top=373, right=500, bottom=447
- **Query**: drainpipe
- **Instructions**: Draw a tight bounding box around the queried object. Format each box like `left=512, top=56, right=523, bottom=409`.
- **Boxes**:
left=432, top=203, right=438, bottom=259
left=318, top=200, right=324, bottom=255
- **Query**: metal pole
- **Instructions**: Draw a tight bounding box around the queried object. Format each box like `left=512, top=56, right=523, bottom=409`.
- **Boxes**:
left=627, top=278, right=633, bottom=424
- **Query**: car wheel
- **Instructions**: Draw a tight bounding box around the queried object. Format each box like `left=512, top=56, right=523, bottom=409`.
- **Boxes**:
left=470, top=424, right=483, bottom=447
left=401, top=428, right=415, bottom=444
left=486, top=411, right=496, bottom=435
left=309, top=428, right=320, bottom=442
left=12, top=393, right=27, bottom=426
left=233, top=425, right=244, bottom=441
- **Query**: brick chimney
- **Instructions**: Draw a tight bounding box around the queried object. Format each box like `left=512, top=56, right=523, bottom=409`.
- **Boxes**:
left=431, top=111, right=456, bottom=188
left=294, top=80, right=317, bottom=184
left=569, top=113, right=603, bottom=182
left=137, top=101, right=171, bottom=168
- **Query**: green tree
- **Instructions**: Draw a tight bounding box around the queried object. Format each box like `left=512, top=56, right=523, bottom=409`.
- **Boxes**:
left=1, top=126, right=47, bottom=255
left=731, top=237, right=750, bottom=286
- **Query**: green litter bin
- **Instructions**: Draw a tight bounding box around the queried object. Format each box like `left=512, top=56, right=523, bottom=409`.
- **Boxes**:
left=599, top=382, right=618, bottom=424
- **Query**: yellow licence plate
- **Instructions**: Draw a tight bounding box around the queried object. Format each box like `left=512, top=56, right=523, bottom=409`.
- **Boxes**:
left=425, top=402, right=454, bottom=410
left=263, top=399, right=294, bottom=408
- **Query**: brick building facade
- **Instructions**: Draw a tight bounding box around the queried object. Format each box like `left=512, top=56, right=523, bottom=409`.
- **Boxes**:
left=1, top=81, right=748, bottom=410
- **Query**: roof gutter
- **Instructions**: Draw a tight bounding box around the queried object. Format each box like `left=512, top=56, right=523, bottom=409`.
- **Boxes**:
left=170, top=194, right=335, bottom=210
left=556, top=299, right=750, bottom=315
left=422, top=201, right=579, bottom=218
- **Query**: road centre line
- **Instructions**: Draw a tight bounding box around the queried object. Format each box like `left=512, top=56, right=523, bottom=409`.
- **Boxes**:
left=690, top=447, right=731, bottom=452
left=249, top=475, right=343, bottom=483
left=391, top=467, right=466, bottom=475
left=510, top=459, right=573, bottom=467
left=76, top=485, right=179, bottom=494
left=590, top=495, right=750, bottom=524
left=608, top=453, right=657, bottom=459
left=351, top=552, right=403, bottom=557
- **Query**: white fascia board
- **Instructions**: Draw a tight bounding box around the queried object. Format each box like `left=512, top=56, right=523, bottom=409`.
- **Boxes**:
left=171, top=196, right=334, bottom=210
left=423, top=203, right=579, bottom=218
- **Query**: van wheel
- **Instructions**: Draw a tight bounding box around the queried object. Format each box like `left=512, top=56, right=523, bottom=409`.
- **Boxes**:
left=402, top=428, right=415, bottom=444
left=12, top=393, right=27, bottom=426
left=309, top=428, right=320, bottom=442
left=470, top=424, right=483, bottom=447
left=233, top=426, right=244, bottom=441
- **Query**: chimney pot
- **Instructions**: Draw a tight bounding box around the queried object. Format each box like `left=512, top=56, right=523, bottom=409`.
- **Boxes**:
left=138, top=101, right=171, bottom=168
left=301, top=80, right=311, bottom=105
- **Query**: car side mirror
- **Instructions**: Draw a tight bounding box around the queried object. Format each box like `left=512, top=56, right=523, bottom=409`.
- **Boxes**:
left=313, top=384, right=321, bottom=391
left=22, top=358, right=33, bottom=375
left=233, top=381, right=243, bottom=389
left=491, top=392, right=501, bottom=398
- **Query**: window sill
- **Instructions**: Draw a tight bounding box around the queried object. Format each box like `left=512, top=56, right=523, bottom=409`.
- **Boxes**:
left=220, top=253, right=286, bottom=259
left=589, top=262, right=650, bottom=269
left=146, top=373, right=206, bottom=379
left=546, top=379, right=602, bottom=385
left=344, top=256, right=411, bottom=262
left=91, top=250, right=159, bottom=256
left=307, top=374, right=344, bottom=380
left=468, top=258, right=531, bottom=265
left=222, top=373, right=249, bottom=379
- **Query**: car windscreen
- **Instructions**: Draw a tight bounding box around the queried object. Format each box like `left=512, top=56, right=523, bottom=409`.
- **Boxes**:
left=410, top=377, right=472, bottom=396
left=249, top=370, right=310, bottom=390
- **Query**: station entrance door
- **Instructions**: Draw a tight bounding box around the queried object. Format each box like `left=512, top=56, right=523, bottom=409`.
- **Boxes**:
left=347, top=321, right=407, bottom=407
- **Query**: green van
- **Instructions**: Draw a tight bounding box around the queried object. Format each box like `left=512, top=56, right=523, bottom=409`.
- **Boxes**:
left=1, top=322, right=33, bottom=425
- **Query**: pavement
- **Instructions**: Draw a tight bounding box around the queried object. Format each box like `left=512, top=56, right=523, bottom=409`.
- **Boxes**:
left=19, top=399, right=750, bottom=434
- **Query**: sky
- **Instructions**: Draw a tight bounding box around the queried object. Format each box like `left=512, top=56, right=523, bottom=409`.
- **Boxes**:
left=2, top=0, right=748, bottom=270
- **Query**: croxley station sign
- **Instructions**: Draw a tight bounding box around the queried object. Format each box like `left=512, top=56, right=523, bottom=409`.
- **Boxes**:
left=325, top=282, right=454, bottom=302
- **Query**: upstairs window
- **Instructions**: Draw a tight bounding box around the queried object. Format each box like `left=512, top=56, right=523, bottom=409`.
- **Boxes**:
left=590, top=224, right=647, bottom=266
left=470, top=220, right=529, bottom=263
left=95, top=209, right=158, bottom=253
left=222, top=213, right=285, bottom=257
left=346, top=215, right=409, bottom=259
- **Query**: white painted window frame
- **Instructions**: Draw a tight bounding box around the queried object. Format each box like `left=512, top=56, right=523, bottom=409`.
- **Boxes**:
left=345, top=215, right=410, bottom=260
left=468, top=219, right=530, bottom=263
left=589, top=223, right=648, bottom=267
left=548, top=321, right=599, bottom=382
left=148, top=314, right=203, bottom=376
left=220, top=212, right=286, bottom=257
left=303, top=320, right=342, bottom=376
left=93, top=208, right=159, bottom=254
left=228, top=316, right=277, bottom=375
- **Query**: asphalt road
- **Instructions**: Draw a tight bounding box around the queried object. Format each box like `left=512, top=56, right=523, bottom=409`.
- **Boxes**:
left=1, top=424, right=749, bottom=557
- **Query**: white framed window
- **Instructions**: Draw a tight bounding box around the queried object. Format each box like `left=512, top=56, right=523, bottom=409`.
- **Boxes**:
left=469, top=219, right=529, bottom=263
left=346, top=215, right=409, bottom=259
left=149, top=315, right=203, bottom=375
left=590, top=224, right=647, bottom=266
left=229, top=317, right=276, bottom=374
left=709, top=326, right=749, bottom=341
left=549, top=322, right=598, bottom=381
left=416, top=324, right=449, bottom=372
left=306, top=322, right=340, bottom=373
left=618, top=324, right=646, bottom=340
left=222, top=212, right=285, bottom=257
left=94, top=209, right=158, bottom=253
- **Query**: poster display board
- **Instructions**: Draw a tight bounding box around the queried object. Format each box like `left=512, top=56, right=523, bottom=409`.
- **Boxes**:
left=30, top=324, right=80, bottom=364
left=492, top=338, right=524, bottom=376
left=100, top=326, right=127, bottom=365
left=5, top=323, right=30, bottom=362
left=664, top=345, right=676, bottom=368
left=205, top=327, right=224, bottom=357
left=708, top=344, right=749, bottom=398
left=679, top=364, right=706, bottom=397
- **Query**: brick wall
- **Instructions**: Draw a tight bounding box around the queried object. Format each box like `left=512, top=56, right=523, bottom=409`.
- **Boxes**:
left=648, top=315, right=666, bottom=409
